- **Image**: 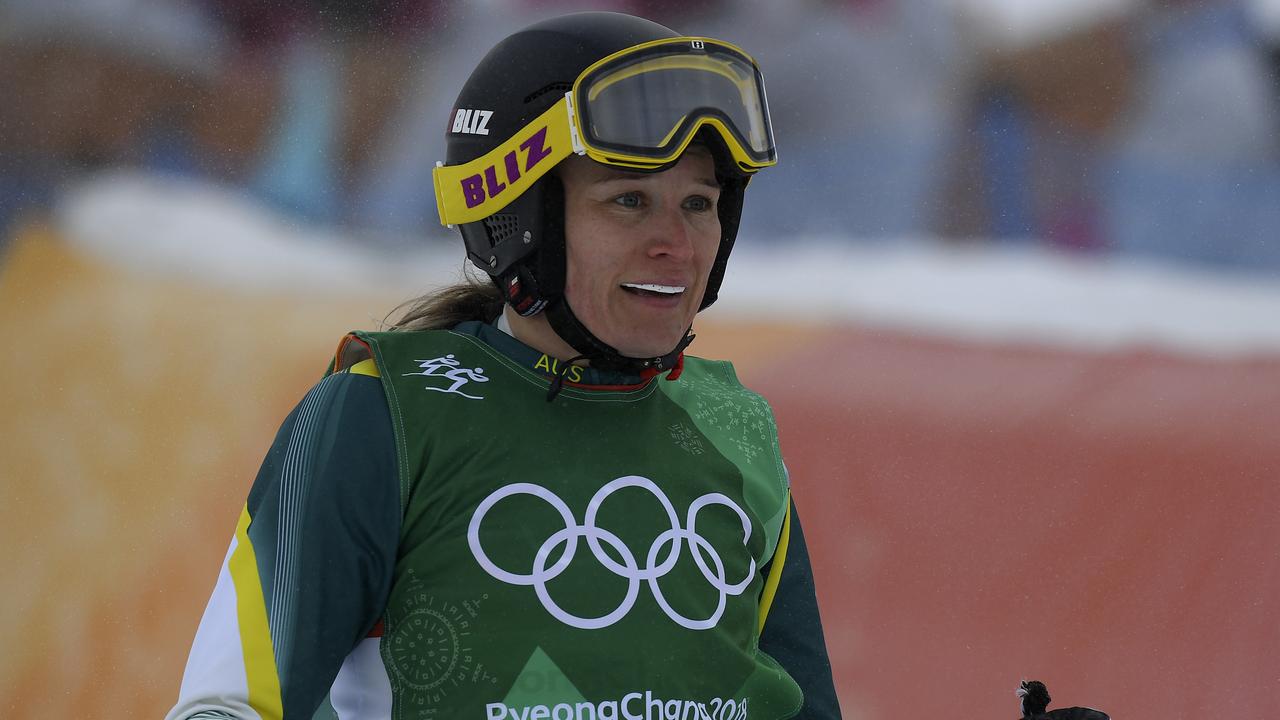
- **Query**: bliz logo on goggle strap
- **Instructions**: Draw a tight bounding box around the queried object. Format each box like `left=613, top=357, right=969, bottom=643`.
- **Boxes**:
left=459, top=126, right=554, bottom=209
left=467, top=476, right=756, bottom=631
left=452, top=108, right=493, bottom=136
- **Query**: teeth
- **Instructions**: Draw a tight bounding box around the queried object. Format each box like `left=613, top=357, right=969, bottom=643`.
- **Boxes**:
left=622, top=283, right=685, bottom=295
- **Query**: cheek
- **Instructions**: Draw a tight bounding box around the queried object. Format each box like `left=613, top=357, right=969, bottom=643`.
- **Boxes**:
left=561, top=195, right=597, bottom=299
left=562, top=250, right=586, bottom=305
left=694, top=226, right=722, bottom=277
left=563, top=233, right=609, bottom=305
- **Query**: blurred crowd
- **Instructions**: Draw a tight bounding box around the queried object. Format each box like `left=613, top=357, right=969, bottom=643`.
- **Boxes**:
left=2, top=0, right=1279, bottom=272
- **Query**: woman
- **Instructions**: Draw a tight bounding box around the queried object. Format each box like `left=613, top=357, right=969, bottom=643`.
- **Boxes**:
left=168, top=12, right=841, bottom=720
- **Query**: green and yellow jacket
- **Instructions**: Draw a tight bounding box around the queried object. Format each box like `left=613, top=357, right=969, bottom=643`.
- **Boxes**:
left=167, top=321, right=841, bottom=720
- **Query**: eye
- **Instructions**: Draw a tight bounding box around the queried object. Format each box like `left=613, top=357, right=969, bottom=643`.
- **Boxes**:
left=684, top=194, right=716, bottom=213
left=613, top=192, right=642, bottom=209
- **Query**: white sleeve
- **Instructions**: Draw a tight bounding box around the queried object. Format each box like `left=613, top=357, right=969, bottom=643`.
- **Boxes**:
left=165, top=531, right=271, bottom=720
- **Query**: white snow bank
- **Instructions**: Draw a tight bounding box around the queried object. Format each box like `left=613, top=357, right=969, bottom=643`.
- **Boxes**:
left=55, top=171, right=1280, bottom=358
left=56, top=172, right=467, bottom=296
left=719, top=241, right=1280, bottom=357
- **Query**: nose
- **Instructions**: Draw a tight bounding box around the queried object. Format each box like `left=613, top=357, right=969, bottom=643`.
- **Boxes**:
left=645, top=203, right=695, bottom=262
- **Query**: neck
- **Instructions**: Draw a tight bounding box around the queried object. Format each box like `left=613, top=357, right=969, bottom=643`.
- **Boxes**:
left=502, top=305, right=585, bottom=364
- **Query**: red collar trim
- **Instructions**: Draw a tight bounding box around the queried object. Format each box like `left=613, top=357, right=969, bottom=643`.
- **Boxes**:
left=556, top=352, right=685, bottom=392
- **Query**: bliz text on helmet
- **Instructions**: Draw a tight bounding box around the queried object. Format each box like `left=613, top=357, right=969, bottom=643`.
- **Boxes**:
left=453, top=108, right=494, bottom=135
left=459, top=125, right=555, bottom=209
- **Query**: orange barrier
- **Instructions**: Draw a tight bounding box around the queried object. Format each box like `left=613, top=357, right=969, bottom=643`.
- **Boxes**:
left=756, top=329, right=1280, bottom=719
left=0, top=226, right=398, bottom=717
left=2, top=226, right=1276, bottom=718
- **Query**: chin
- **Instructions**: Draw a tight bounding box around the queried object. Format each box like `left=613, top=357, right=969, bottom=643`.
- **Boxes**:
left=595, top=309, right=695, bottom=358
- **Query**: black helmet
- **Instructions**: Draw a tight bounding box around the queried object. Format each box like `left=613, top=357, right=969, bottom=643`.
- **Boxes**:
left=436, top=11, right=775, bottom=372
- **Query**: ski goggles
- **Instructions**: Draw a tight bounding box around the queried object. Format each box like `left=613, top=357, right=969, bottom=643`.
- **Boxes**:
left=434, top=36, right=777, bottom=226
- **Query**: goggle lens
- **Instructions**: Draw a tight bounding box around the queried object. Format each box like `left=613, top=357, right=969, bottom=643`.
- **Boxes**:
left=576, top=40, right=775, bottom=167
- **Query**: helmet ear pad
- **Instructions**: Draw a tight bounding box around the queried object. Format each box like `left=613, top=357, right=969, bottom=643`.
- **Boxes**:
left=697, top=127, right=749, bottom=311
left=704, top=173, right=745, bottom=310
left=460, top=174, right=566, bottom=317
left=530, top=174, right=567, bottom=306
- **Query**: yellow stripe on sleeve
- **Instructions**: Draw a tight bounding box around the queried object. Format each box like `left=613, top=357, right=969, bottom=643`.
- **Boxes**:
left=756, top=493, right=792, bottom=635
left=347, top=358, right=380, bottom=378
left=228, top=504, right=284, bottom=720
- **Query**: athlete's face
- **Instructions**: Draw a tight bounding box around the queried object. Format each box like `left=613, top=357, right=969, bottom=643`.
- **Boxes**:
left=559, top=149, right=722, bottom=358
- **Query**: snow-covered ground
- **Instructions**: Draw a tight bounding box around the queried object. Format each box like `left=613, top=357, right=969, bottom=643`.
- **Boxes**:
left=57, top=171, right=1280, bottom=358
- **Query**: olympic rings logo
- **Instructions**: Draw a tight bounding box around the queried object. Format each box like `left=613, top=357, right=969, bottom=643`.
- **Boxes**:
left=467, top=476, right=757, bottom=631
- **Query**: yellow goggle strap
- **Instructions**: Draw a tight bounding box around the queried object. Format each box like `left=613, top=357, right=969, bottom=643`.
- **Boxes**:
left=434, top=97, right=576, bottom=226
left=434, top=86, right=772, bottom=226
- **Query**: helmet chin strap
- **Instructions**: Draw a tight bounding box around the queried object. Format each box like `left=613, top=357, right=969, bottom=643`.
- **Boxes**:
left=543, top=295, right=694, bottom=374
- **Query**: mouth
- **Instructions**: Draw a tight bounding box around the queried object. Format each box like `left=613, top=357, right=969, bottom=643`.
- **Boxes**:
left=620, top=282, right=686, bottom=300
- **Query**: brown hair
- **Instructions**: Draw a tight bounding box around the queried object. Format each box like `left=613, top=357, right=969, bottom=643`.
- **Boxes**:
left=384, top=276, right=504, bottom=331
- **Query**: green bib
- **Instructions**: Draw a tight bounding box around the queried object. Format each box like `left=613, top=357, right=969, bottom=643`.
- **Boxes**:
left=338, top=324, right=802, bottom=720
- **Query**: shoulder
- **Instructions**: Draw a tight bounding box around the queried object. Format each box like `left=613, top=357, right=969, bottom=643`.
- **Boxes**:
left=679, top=355, right=741, bottom=383
left=676, top=355, right=772, bottom=404
left=295, top=362, right=391, bottom=430
left=250, top=363, right=396, bottom=515
left=334, top=328, right=471, bottom=372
